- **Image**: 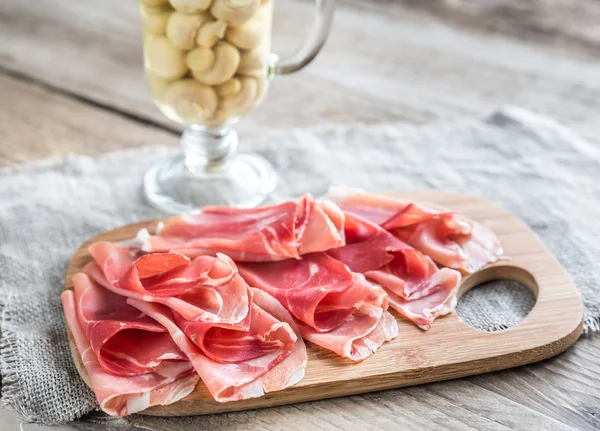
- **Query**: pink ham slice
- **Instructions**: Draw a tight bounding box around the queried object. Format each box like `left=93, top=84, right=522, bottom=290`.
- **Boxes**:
left=386, top=282, right=458, bottom=330
left=173, top=300, right=296, bottom=364
left=138, top=194, right=345, bottom=262
left=238, top=253, right=370, bottom=333
left=328, top=212, right=461, bottom=330
left=326, top=188, right=503, bottom=273
left=73, top=272, right=187, bottom=376
left=329, top=212, right=461, bottom=301
left=239, top=255, right=397, bottom=361
left=298, top=281, right=398, bottom=361
left=85, top=241, right=250, bottom=325
left=61, top=274, right=199, bottom=416
left=127, top=287, right=306, bottom=402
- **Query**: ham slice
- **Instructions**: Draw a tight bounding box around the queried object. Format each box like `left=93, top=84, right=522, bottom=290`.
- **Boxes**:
left=329, top=212, right=461, bottom=301
left=137, top=194, right=345, bottom=262
left=73, top=272, right=187, bottom=376
left=385, top=283, right=458, bottom=331
left=239, top=255, right=397, bottom=361
left=328, top=212, right=461, bottom=330
left=61, top=274, right=198, bottom=416
left=298, top=282, right=398, bottom=361
left=173, top=301, right=295, bottom=364
left=127, top=287, right=306, bottom=402
left=85, top=241, right=250, bottom=325
left=326, top=188, right=503, bottom=273
left=238, top=253, right=370, bottom=332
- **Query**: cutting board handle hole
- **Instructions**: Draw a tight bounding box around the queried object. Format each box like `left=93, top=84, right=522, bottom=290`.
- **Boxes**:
left=455, top=266, right=537, bottom=332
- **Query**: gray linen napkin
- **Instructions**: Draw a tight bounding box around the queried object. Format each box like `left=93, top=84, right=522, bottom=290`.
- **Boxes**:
left=0, top=108, right=598, bottom=425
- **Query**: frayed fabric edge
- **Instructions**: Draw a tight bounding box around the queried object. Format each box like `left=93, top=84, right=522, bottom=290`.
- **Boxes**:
left=0, top=291, right=39, bottom=423
left=583, top=314, right=600, bottom=335
left=0, top=292, right=96, bottom=425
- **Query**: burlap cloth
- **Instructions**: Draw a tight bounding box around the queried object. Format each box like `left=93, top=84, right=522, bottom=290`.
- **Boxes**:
left=0, top=108, right=597, bottom=425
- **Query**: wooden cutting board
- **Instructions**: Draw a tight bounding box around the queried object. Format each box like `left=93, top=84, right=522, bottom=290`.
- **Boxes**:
left=64, top=190, right=584, bottom=416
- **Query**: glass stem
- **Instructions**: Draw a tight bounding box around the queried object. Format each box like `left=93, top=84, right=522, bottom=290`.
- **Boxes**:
left=182, top=125, right=238, bottom=174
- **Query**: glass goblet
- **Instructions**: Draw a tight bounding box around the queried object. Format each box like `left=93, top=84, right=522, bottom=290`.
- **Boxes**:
left=139, top=0, right=336, bottom=213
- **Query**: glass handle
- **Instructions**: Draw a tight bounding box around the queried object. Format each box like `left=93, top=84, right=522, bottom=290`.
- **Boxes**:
left=271, top=0, right=336, bottom=76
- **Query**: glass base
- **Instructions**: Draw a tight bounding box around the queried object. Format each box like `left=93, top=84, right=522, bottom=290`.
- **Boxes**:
left=144, top=152, right=278, bottom=214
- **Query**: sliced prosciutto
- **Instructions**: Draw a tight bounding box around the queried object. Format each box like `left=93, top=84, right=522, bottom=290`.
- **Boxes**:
left=238, top=254, right=397, bottom=361
left=326, top=188, right=503, bottom=273
left=238, top=253, right=369, bottom=332
left=299, top=281, right=398, bottom=361
left=61, top=274, right=199, bottom=416
left=385, top=283, right=457, bottom=331
left=72, top=272, right=188, bottom=376
left=85, top=241, right=250, bottom=325
left=328, top=212, right=461, bottom=330
left=136, top=194, right=345, bottom=262
left=128, top=287, right=307, bottom=402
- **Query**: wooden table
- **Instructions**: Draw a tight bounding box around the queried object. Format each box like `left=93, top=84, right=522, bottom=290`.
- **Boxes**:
left=1, top=0, right=599, bottom=429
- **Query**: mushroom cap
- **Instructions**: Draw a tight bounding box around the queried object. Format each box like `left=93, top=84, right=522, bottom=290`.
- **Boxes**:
left=220, top=76, right=258, bottom=113
left=210, top=0, right=260, bottom=27
left=144, top=36, right=188, bottom=80
left=191, top=41, right=240, bottom=86
left=168, top=0, right=211, bottom=13
left=196, top=19, right=228, bottom=48
left=237, top=48, right=268, bottom=76
left=224, top=1, right=271, bottom=50
left=140, top=5, right=173, bottom=35
left=166, top=12, right=208, bottom=50
left=163, top=79, right=219, bottom=123
left=215, top=78, right=242, bottom=96
left=186, top=47, right=216, bottom=72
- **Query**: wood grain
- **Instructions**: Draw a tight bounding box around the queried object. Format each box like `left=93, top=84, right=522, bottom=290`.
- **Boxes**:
left=2, top=0, right=600, bottom=150
left=360, top=0, right=600, bottom=57
left=0, top=73, right=178, bottom=167
left=63, top=191, right=584, bottom=416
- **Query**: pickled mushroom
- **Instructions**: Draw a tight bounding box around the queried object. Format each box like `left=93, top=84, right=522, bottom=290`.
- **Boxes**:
left=144, top=36, right=188, bottom=80
left=168, top=0, right=211, bottom=13
left=237, top=49, right=267, bottom=76
left=196, top=20, right=227, bottom=48
left=191, top=41, right=240, bottom=86
left=166, top=12, right=207, bottom=50
left=219, top=76, right=257, bottom=114
left=140, top=5, right=173, bottom=35
left=164, top=79, right=218, bottom=123
left=225, top=14, right=267, bottom=50
left=215, top=78, right=242, bottom=96
left=186, top=47, right=216, bottom=72
left=210, top=0, right=260, bottom=27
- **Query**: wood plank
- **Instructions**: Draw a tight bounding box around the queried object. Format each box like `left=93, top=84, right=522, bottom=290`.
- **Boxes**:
left=467, top=336, right=600, bottom=430
left=2, top=0, right=600, bottom=149
left=372, top=0, right=600, bottom=56
left=116, top=378, right=575, bottom=431
left=62, top=191, right=583, bottom=417
left=0, top=73, right=177, bottom=167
